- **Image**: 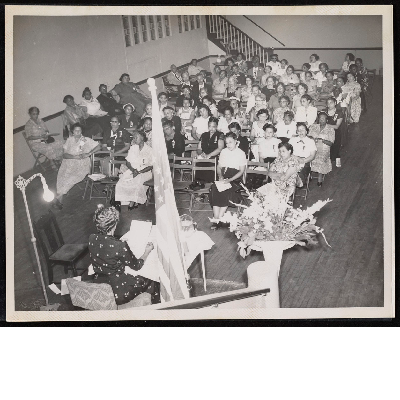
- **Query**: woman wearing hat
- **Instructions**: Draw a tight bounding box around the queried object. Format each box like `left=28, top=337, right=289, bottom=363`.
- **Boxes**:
left=89, top=205, right=160, bottom=305
left=118, top=103, right=141, bottom=133
left=111, top=73, right=150, bottom=116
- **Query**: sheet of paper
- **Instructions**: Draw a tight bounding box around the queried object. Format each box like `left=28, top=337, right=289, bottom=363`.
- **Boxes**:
left=60, top=276, right=82, bottom=296
left=123, top=220, right=152, bottom=259
left=48, top=283, right=61, bottom=295
left=214, top=181, right=232, bottom=192
left=88, top=263, right=94, bottom=275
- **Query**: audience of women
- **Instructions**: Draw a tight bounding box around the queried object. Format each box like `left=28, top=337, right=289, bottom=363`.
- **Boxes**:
left=25, top=107, right=64, bottom=166
left=89, top=205, right=160, bottom=305
left=289, top=122, right=317, bottom=187
left=52, top=123, right=101, bottom=210
left=209, top=132, right=247, bottom=230
left=294, top=94, right=318, bottom=127
left=62, top=95, right=102, bottom=138
left=309, top=112, right=335, bottom=186
left=114, top=130, right=153, bottom=210
left=111, top=73, right=150, bottom=116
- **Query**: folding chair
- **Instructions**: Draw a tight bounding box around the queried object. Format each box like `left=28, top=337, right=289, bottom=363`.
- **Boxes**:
left=22, top=130, right=51, bottom=172
left=241, top=161, right=270, bottom=207
left=172, top=155, right=193, bottom=182
left=294, top=172, right=311, bottom=204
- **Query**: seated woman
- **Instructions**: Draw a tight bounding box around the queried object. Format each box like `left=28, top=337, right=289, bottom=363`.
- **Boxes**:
left=342, top=71, right=362, bottom=123
left=308, top=112, right=335, bottom=187
left=245, top=84, right=263, bottom=114
left=100, top=117, right=131, bottom=176
left=275, top=110, right=297, bottom=143
left=163, top=120, right=185, bottom=157
left=89, top=205, right=160, bottom=305
left=177, top=98, right=196, bottom=139
left=217, top=106, right=239, bottom=134
left=139, top=117, right=153, bottom=147
left=276, top=59, right=289, bottom=77
left=258, top=124, right=282, bottom=164
left=111, top=73, right=150, bottom=117
left=209, top=132, right=247, bottom=230
left=191, top=104, right=211, bottom=140
left=303, top=71, right=319, bottom=100
left=292, top=83, right=308, bottom=113
left=158, top=92, right=174, bottom=116
left=24, top=107, right=63, bottom=167
left=194, top=117, right=225, bottom=183
left=258, top=142, right=300, bottom=202
left=52, top=123, right=101, bottom=210
left=240, top=76, right=254, bottom=104
left=248, top=93, right=268, bottom=123
left=261, top=76, right=277, bottom=102
left=295, top=94, right=318, bottom=127
left=339, top=53, right=355, bottom=76
left=260, top=65, right=273, bottom=88
left=325, top=97, right=344, bottom=169
left=309, top=54, right=321, bottom=74
left=224, top=57, right=235, bottom=77
left=315, top=63, right=337, bottom=89
left=141, top=102, right=152, bottom=119
left=211, top=65, right=222, bottom=82
left=319, top=71, right=336, bottom=100
left=162, top=106, right=182, bottom=135
left=115, top=130, right=153, bottom=210
left=119, top=103, right=141, bottom=133
left=212, top=70, right=228, bottom=101
left=62, top=95, right=102, bottom=138
left=175, top=85, right=195, bottom=108
left=202, top=95, right=219, bottom=118
left=229, top=96, right=242, bottom=119
left=300, top=63, right=311, bottom=83
left=288, top=122, right=317, bottom=187
left=280, top=65, right=300, bottom=86
left=225, top=74, right=241, bottom=99
left=250, top=108, right=271, bottom=161
left=80, top=87, right=110, bottom=134
left=268, top=82, right=286, bottom=114
left=97, top=84, right=124, bottom=116
left=272, top=95, right=291, bottom=124
left=229, top=122, right=249, bottom=157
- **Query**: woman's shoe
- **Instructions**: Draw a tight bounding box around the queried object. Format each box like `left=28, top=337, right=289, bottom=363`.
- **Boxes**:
left=128, top=202, right=138, bottom=211
left=211, top=222, right=221, bottom=230
left=317, top=182, right=323, bottom=187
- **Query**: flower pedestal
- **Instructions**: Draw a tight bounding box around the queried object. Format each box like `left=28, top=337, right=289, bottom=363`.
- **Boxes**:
left=247, top=241, right=295, bottom=308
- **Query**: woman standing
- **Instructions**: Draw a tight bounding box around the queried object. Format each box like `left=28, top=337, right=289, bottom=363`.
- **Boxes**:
left=62, top=95, right=103, bottom=138
left=342, top=72, right=362, bottom=123
left=326, top=97, right=344, bottom=168
left=52, top=123, right=101, bottom=210
left=355, top=58, right=369, bottom=113
left=115, top=130, right=153, bottom=210
left=111, top=73, right=150, bottom=116
left=295, top=94, right=318, bottom=127
left=89, top=205, right=160, bottom=305
left=24, top=107, right=64, bottom=166
left=209, top=132, right=247, bottom=230
left=309, top=112, right=335, bottom=186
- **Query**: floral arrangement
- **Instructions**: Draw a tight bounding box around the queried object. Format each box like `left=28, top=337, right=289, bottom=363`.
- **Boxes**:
left=224, top=185, right=332, bottom=258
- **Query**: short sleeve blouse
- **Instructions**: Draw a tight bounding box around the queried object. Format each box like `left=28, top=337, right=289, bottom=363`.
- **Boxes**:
left=192, top=116, right=210, bottom=137
left=219, top=147, right=247, bottom=169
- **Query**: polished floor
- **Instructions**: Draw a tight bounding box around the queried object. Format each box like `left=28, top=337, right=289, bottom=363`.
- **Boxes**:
left=12, top=78, right=384, bottom=310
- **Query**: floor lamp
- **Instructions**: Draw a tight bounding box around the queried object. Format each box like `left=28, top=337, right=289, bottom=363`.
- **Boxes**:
left=15, top=174, right=60, bottom=311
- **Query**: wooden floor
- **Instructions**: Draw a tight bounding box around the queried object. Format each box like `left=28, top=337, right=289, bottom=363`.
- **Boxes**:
left=12, top=79, right=384, bottom=310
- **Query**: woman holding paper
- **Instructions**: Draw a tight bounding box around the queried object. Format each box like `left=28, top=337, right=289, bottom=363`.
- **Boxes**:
left=208, top=132, right=247, bottom=230
left=114, top=130, right=153, bottom=210
left=89, top=205, right=160, bottom=305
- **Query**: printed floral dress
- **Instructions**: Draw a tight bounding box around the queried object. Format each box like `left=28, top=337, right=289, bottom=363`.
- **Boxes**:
left=269, top=155, right=301, bottom=199
left=89, top=234, right=160, bottom=305
left=308, top=124, right=335, bottom=174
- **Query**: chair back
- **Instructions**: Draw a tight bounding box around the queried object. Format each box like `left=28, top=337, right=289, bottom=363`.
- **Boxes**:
left=192, top=158, right=217, bottom=181
left=173, top=156, right=193, bottom=181
left=91, top=150, right=111, bottom=174
left=184, top=140, right=199, bottom=152
left=244, top=161, right=269, bottom=183
left=66, top=278, right=118, bottom=310
left=22, top=130, right=41, bottom=158
left=109, top=152, right=128, bottom=175
left=33, top=210, right=64, bottom=263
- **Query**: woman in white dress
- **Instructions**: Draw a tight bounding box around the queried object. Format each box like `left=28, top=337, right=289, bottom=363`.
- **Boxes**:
left=191, top=104, right=211, bottom=140
left=115, top=130, right=153, bottom=210
left=295, top=94, right=318, bottom=127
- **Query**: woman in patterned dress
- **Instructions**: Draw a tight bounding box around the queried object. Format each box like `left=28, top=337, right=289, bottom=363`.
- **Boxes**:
left=52, top=123, right=101, bottom=210
left=24, top=107, right=64, bottom=166
left=115, top=130, right=153, bottom=210
left=308, top=112, right=335, bottom=186
left=89, top=205, right=160, bottom=306
left=342, top=72, right=362, bottom=123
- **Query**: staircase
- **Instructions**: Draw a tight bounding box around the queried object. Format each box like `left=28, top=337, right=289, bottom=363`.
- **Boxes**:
left=206, top=15, right=272, bottom=64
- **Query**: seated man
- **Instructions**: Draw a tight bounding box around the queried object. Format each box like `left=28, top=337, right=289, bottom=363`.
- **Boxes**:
left=96, top=84, right=124, bottom=116
left=162, top=106, right=182, bottom=135
left=165, top=64, right=183, bottom=92
left=162, top=119, right=185, bottom=157
left=188, top=58, right=203, bottom=77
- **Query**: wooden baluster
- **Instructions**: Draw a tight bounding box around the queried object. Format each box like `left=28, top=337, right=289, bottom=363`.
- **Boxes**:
left=252, top=41, right=254, bottom=59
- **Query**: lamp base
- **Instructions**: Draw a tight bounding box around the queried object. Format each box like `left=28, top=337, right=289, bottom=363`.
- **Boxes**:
left=40, top=303, right=61, bottom=311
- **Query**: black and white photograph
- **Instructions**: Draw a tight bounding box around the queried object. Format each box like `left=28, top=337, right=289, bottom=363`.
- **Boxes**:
left=5, top=5, right=394, bottom=321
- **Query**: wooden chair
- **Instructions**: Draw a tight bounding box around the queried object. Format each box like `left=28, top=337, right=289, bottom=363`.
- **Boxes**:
left=189, top=158, right=217, bottom=213
left=241, top=161, right=270, bottom=206
left=33, top=210, right=89, bottom=284
left=82, top=150, right=111, bottom=200
left=172, top=155, right=193, bottom=182
left=22, top=130, right=51, bottom=172
left=293, top=171, right=311, bottom=205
